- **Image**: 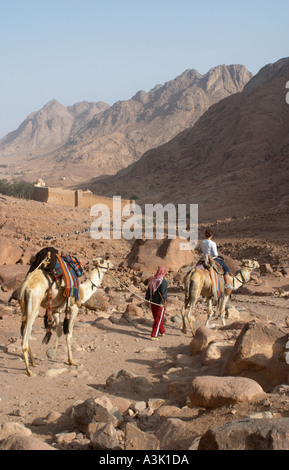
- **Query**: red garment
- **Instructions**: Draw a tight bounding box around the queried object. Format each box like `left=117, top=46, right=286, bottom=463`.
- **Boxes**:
left=151, top=304, right=166, bottom=338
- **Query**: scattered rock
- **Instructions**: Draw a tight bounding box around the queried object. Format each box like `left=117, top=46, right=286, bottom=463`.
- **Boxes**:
left=106, top=369, right=152, bottom=394
left=0, top=238, right=23, bottom=266
left=124, top=422, right=160, bottom=450
left=0, top=422, right=32, bottom=440
left=223, top=321, right=287, bottom=374
left=55, top=431, right=77, bottom=444
left=198, top=417, right=289, bottom=450
left=90, top=422, right=120, bottom=450
left=120, top=238, right=196, bottom=272
left=84, top=292, right=110, bottom=311
left=0, top=433, right=56, bottom=450
left=190, top=326, right=224, bottom=355
left=155, top=418, right=188, bottom=450
left=260, top=263, right=274, bottom=275
left=44, top=368, right=68, bottom=377
left=189, top=376, right=265, bottom=408
left=125, top=303, right=144, bottom=318
left=71, top=398, right=117, bottom=438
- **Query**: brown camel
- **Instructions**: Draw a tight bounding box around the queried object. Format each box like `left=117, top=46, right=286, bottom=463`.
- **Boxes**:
left=181, top=259, right=259, bottom=336
left=18, top=257, right=113, bottom=376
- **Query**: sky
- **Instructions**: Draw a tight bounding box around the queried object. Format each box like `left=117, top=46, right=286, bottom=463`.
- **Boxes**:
left=0, top=0, right=288, bottom=138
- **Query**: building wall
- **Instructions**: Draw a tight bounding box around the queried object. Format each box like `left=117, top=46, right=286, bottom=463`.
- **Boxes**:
left=32, top=186, right=134, bottom=210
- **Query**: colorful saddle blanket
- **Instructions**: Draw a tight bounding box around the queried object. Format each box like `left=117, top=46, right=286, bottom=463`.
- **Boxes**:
left=54, top=253, right=83, bottom=301
left=209, top=267, right=224, bottom=300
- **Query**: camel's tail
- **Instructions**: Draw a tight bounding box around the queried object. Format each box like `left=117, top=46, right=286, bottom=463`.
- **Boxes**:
left=19, top=286, right=29, bottom=338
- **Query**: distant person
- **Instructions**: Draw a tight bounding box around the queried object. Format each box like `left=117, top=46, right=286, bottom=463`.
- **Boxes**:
left=145, top=266, right=168, bottom=340
left=201, top=229, right=234, bottom=290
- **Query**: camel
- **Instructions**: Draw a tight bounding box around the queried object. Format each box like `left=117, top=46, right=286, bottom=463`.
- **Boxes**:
left=18, top=257, right=113, bottom=376
left=181, top=259, right=260, bottom=336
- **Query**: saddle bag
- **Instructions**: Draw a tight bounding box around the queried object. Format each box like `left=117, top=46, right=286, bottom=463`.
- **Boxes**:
left=62, top=253, right=84, bottom=277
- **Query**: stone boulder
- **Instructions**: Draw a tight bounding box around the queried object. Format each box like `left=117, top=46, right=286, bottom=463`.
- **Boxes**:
left=84, top=291, right=110, bottom=311
left=0, top=265, right=28, bottom=291
left=202, top=341, right=233, bottom=367
left=0, top=433, right=55, bottom=450
left=260, top=263, right=274, bottom=275
left=223, top=321, right=287, bottom=375
left=0, top=422, right=32, bottom=440
left=124, top=302, right=144, bottom=318
left=190, top=326, right=225, bottom=355
left=266, top=355, right=289, bottom=388
left=90, top=422, right=120, bottom=450
left=106, top=369, right=152, bottom=394
left=125, top=423, right=160, bottom=450
left=198, top=417, right=289, bottom=450
left=189, top=376, right=265, bottom=408
left=120, top=237, right=195, bottom=273
left=0, top=237, right=22, bottom=265
left=71, top=398, right=117, bottom=438
left=155, top=418, right=188, bottom=450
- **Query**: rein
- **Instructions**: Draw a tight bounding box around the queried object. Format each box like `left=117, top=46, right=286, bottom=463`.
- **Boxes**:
left=104, top=268, right=168, bottom=309
left=233, top=265, right=256, bottom=287
left=234, top=270, right=247, bottom=285
left=88, top=264, right=107, bottom=290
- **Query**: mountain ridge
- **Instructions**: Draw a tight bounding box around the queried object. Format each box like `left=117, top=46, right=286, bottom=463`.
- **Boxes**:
left=0, top=64, right=252, bottom=186
left=89, top=58, right=289, bottom=221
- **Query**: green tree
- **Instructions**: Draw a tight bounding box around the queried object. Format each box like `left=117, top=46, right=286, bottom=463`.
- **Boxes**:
left=0, top=179, right=35, bottom=199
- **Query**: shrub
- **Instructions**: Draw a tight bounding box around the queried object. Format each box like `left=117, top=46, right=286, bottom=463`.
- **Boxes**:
left=0, top=179, right=35, bottom=199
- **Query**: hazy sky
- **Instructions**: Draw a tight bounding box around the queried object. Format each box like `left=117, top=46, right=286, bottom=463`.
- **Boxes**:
left=0, top=0, right=288, bottom=138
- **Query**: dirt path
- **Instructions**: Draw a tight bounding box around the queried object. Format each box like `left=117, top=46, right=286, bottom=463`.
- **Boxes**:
left=1, top=276, right=289, bottom=426
left=1, top=195, right=289, bottom=448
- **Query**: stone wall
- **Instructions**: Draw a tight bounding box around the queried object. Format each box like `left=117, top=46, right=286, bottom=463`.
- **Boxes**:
left=32, top=186, right=133, bottom=210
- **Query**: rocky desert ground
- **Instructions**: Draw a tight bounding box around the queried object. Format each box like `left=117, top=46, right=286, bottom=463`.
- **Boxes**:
left=1, top=194, right=289, bottom=451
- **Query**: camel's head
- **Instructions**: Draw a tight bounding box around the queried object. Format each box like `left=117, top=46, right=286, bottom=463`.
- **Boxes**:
left=93, top=257, right=114, bottom=271
left=242, top=259, right=260, bottom=270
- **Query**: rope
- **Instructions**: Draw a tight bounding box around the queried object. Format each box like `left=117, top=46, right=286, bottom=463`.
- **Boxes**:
left=105, top=271, right=169, bottom=310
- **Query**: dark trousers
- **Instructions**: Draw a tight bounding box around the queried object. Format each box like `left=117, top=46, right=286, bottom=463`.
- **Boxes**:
left=215, top=257, right=230, bottom=275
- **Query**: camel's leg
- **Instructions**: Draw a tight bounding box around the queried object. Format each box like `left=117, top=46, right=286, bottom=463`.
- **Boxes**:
left=187, top=299, right=197, bottom=336
left=219, top=295, right=229, bottom=326
left=65, top=305, right=79, bottom=367
left=182, top=278, right=199, bottom=336
left=51, top=312, right=62, bottom=354
left=28, top=346, right=35, bottom=367
left=21, top=292, right=40, bottom=377
left=205, top=297, right=214, bottom=327
left=181, top=301, right=189, bottom=334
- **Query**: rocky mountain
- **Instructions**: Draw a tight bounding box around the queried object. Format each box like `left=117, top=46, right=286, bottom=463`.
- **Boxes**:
left=0, top=100, right=110, bottom=155
left=91, top=58, right=289, bottom=221
left=0, top=64, right=251, bottom=186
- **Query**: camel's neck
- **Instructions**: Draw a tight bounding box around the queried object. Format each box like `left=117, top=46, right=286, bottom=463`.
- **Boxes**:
left=233, top=267, right=252, bottom=288
left=81, top=268, right=105, bottom=304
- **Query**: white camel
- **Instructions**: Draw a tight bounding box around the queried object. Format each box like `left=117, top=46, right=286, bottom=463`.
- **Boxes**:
left=18, top=257, right=113, bottom=376
left=181, top=259, right=259, bottom=336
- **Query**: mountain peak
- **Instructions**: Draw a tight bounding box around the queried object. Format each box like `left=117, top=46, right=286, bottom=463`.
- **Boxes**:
left=0, top=63, right=252, bottom=186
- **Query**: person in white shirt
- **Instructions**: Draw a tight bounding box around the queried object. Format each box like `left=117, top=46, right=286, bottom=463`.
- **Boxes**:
left=201, top=229, right=234, bottom=290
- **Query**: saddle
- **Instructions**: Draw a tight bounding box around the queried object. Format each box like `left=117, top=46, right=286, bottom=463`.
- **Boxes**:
left=203, top=255, right=224, bottom=275
left=185, top=255, right=225, bottom=301
left=39, top=248, right=84, bottom=344
left=54, top=253, right=83, bottom=301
